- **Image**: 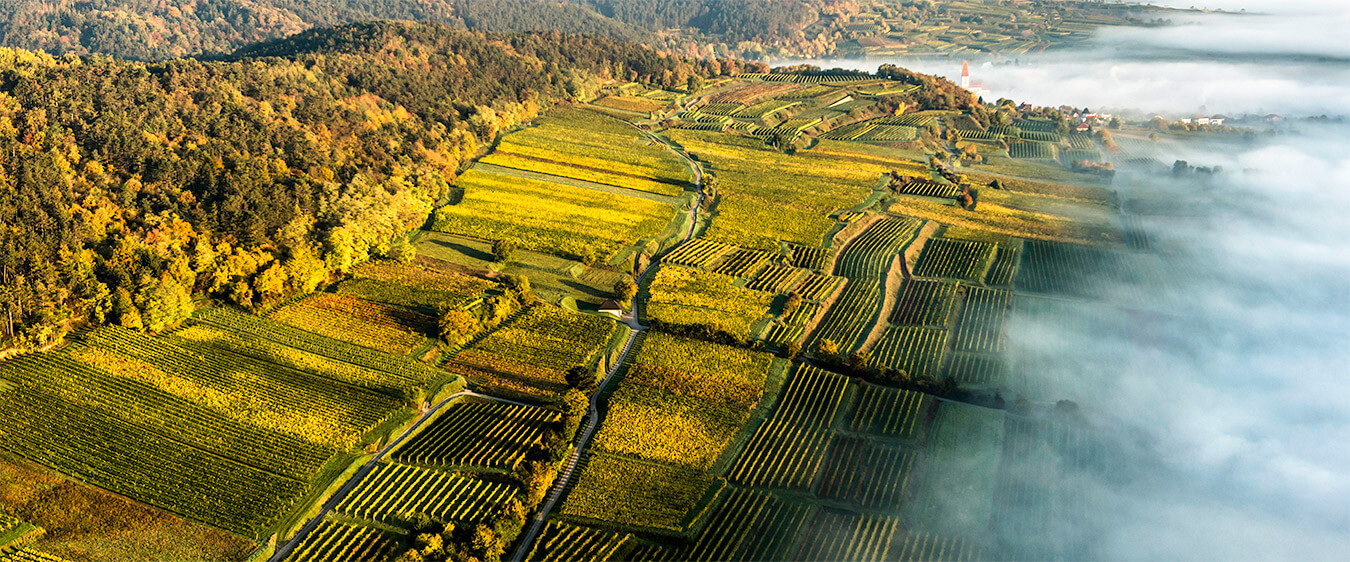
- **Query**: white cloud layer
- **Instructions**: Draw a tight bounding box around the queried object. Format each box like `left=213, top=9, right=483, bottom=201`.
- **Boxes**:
left=790, top=6, right=1350, bottom=558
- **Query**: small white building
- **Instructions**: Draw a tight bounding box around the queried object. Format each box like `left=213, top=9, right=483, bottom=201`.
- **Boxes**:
left=599, top=299, right=624, bottom=318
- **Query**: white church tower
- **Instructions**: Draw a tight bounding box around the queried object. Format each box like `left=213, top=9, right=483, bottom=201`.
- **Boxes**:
left=960, top=61, right=970, bottom=89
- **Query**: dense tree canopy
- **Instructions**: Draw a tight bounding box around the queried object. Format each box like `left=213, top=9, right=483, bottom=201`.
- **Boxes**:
left=0, top=22, right=723, bottom=349
left=0, top=0, right=839, bottom=61
left=0, top=0, right=646, bottom=60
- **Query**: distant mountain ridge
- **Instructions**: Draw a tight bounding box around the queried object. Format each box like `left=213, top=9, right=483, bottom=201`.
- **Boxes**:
left=0, top=0, right=645, bottom=60
left=0, top=0, right=1178, bottom=62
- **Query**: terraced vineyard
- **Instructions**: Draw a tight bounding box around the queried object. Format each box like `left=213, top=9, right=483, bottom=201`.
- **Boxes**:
left=699, top=102, right=745, bottom=116
left=446, top=304, right=617, bottom=399
left=946, top=353, right=1006, bottom=387
left=1019, top=130, right=1062, bottom=143
left=283, top=520, right=398, bottom=562
left=794, top=510, right=903, bottom=562
left=641, top=488, right=813, bottom=561
left=795, top=273, right=844, bottom=301
left=984, top=246, right=1021, bottom=287
left=392, top=399, right=560, bottom=471
left=192, top=307, right=442, bottom=385
left=856, top=124, right=919, bottom=142
left=0, top=369, right=311, bottom=536
left=431, top=169, right=679, bottom=262
left=334, top=463, right=515, bottom=525
left=1017, top=119, right=1060, bottom=133
left=726, top=418, right=833, bottom=490
left=789, top=245, right=830, bottom=270
left=78, top=326, right=396, bottom=450
left=835, top=218, right=923, bottom=279
left=913, top=238, right=996, bottom=281
left=847, top=384, right=934, bottom=441
left=1010, top=141, right=1057, bottom=160
left=739, top=72, right=876, bottom=84
left=1061, top=148, right=1103, bottom=163
left=594, top=333, right=771, bottom=469
left=668, top=130, right=896, bottom=250
left=815, top=437, right=917, bottom=508
left=1017, top=240, right=1146, bottom=298
left=479, top=107, right=691, bottom=197
left=558, top=453, right=724, bottom=533
left=727, top=364, right=849, bottom=488
left=778, top=363, right=852, bottom=425
left=644, top=266, right=775, bottom=339
left=337, top=261, right=492, bottom=312
left=890, top=279, right=959, bottom=327
left=662, top=238, right=736, bottom=269
left=1066, top=133, right=1096, bottom=150
left=904, top=403, right=1006, bottom=537
left=868, top=326, right=949, bottom=378
left=808, top=278, right=881, bottom=351
left=767, top=301, right=822, bottom=347
left=954, top=130, right=1002, bottom=142
left=893, top=533, right=986, bottom=561
left=898, top=180, right=960, bottom=199
left=168, top=323, right=424, bottom=399
left=747, top=264, right=806, bottom=293
left=821, top=121, right=918, bottom=142
left=735, top=99, right=798, bottom=119
left=955, top=287, right=1013, bottom=353
left=875, top=114, right=937, bottom=126
left=0, top=548, right=68, bottom=562
left=712, top=248, right=775, bottom=278
left=525, top=521, right=633, bottom=562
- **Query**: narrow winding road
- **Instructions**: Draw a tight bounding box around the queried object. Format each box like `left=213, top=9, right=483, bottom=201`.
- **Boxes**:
left=274, top=122, right=707, bottom=562
left=506, top=126, right=706, bottom=562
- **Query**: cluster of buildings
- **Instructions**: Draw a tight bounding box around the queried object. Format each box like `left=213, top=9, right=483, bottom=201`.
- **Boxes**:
left=959, top=62, right=991, bottom=100
left=1179, top=115, right=1226, bottom=126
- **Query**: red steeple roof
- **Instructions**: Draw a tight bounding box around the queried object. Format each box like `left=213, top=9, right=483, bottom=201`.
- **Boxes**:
left=962, top=61, right=970, bottom=77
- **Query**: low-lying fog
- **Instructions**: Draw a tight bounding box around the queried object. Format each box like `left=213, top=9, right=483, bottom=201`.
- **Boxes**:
left=797, top=2, right=1350, bottom=558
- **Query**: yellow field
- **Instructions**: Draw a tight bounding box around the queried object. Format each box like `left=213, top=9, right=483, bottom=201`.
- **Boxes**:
left=668, top=130, right=906, bottom=249
left=887, top=197, right=1123, bottom=246
left=431, top=169, right=679, bottom=262
left=645, top=265, right=774, bottom=338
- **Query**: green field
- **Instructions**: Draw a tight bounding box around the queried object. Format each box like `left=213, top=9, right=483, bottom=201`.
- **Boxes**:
left=890, top=279, right=958, bottom=327
left=0, top=324, right=414, bottom=536
left=333, top=463, right=515, bottom=526
left=446, top=304, right=618, bottom=400
left=336, top=261, right=492, bottom=312
left=558, top=453, right=724, bottom=534
left=904, top=402, right=1006, bottom=537
left=283, top=520, right=399, bottom=562
left=391, top=398, right=560, bottom=471
left=481, top=108, right=691, bottom=197
left=726, top=364, right=849, bottom=489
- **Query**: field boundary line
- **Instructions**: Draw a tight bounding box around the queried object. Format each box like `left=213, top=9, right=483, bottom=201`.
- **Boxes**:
left=509, top=121, right=704, bottom=561
left=268, top=389, right=518, bottom=561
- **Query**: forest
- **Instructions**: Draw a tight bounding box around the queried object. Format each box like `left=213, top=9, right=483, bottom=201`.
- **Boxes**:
left=0, top=21, right=728, bottom=350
